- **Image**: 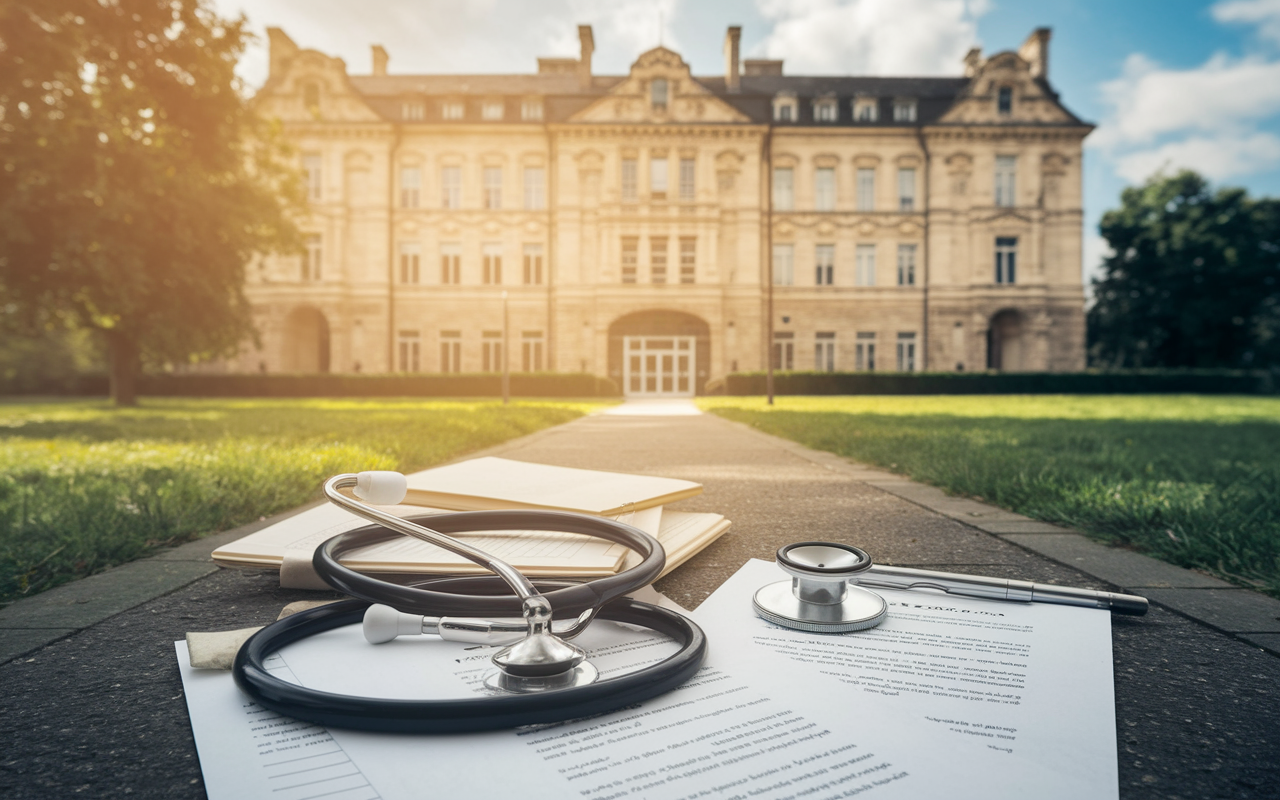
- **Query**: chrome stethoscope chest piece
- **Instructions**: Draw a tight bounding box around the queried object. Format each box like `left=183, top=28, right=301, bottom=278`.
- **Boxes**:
left=753, top=542, right=887, bottom=633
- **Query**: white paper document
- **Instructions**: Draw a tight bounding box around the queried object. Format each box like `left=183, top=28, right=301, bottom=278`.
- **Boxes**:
left=179, top=603, right=989, bottom=799
left=691, top=559, right=1119, bottom=800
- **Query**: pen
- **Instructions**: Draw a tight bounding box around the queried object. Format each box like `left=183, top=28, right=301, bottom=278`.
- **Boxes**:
left=853, top=564, right=1149, bottom=615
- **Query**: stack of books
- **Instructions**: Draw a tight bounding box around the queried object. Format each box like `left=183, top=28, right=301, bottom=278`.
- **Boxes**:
left=212, top=457, right=731, bottom=582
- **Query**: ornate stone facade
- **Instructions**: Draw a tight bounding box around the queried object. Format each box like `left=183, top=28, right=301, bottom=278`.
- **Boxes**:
left=233, top=25, right=1090, bottom=394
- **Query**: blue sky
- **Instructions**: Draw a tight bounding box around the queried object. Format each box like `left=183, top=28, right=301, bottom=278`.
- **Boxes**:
left=214, top=0, right=1280, bottom=283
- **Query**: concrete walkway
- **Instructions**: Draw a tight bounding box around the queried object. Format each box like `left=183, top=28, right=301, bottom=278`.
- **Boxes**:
left=2, top=404, right=1278, bottom=799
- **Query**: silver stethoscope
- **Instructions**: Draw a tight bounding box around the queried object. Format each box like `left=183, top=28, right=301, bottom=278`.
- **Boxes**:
left=233, top=472, right=1148, bottom=734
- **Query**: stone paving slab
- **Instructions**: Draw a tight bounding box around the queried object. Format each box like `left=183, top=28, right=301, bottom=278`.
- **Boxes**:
left=1141, top=588, right=1280, bottom=634
left=1000, top=533, right=1236, bottom=590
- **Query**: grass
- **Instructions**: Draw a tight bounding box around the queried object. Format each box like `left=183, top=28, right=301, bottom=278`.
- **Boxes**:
left=699, top=395, right=1280, bottom=597
left=0, top=398, right=604, bottom=605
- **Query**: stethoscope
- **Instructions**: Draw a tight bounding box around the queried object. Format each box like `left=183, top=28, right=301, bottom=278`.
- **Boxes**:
left=232, top=471, right=707, bottom=734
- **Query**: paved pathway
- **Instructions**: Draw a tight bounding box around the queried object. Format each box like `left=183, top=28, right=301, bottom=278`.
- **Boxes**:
left=2, top=403, right=1278, bottom=799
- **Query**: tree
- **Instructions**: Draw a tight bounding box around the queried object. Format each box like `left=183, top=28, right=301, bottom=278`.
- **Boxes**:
left=0, top=0, right=302, bottom=405
left=1088, top=171, right=1280, bottom=369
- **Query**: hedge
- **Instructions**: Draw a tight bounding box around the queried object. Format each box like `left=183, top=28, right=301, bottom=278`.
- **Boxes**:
left=716, top=370, right=1277, bottom=396
left=0, top=372, right=620, bottom=398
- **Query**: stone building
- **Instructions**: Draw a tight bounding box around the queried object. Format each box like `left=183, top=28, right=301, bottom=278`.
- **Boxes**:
left=237, top=25, right=1090, bottom=395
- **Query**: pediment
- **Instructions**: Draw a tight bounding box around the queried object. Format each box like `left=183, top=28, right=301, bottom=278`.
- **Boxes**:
left=939, top=51, right=1077, bottom=126
left=255, top=48, right=383, bottom=124
left=568, top=47, right=751, bottom=124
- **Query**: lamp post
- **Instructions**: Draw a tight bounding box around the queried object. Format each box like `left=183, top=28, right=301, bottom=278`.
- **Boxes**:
left=502, top=290, right=510, bottom=405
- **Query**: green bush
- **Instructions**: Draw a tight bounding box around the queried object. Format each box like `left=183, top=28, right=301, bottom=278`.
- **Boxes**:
left=721, top=369, right=1274, bottom=396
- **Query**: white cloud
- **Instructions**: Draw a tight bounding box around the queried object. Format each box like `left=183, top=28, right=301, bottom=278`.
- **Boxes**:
left=1213, top=0, right=1280, bottom=45
left=1112, top=131, right=1280, bottom=183
left=753, top=0, right=988, bottom=75
left=1082, top=234, right=1112, bottom=286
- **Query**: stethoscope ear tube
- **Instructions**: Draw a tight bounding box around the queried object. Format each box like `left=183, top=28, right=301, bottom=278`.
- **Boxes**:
left=232, top=597, right=708, bottom=733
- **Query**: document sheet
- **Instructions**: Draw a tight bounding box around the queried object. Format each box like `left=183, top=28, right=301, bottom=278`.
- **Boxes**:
left=179, top=599, right=996, bottom=799
left=692, top=559, right=1119, bottom=800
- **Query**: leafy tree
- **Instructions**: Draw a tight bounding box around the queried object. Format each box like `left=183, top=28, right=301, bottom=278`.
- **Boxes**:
left=1089, top=171, right=1280, bottom=369
left=0, top=0, right=302, bottom=405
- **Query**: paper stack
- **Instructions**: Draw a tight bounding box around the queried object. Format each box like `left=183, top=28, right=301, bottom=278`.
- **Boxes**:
left=211, top=457, right=731, bottom=583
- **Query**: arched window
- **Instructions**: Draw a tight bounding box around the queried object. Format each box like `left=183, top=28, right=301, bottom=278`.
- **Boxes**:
left=303, top=81, right=320, bottom=110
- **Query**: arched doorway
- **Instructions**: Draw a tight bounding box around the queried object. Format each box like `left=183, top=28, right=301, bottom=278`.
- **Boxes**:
left=282, top=306, right=331, bottom=373
left=608, top=311, right=711, bottom=397
left=986, top=309, right=1025, bottom=372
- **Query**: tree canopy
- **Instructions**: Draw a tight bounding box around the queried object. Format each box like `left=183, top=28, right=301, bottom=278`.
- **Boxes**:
left=1088, top=171, right=1280, bottom=369
left=0, top=0, right=302, bottom=404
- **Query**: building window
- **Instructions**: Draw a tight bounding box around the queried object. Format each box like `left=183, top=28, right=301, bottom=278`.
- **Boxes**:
left=481, top=100, right=504, bottom=120
left=773, top=167, right=794, bottom=210
left=772, top=332, right=795, bottom=371
left=303, top=82, right=320, bottom=110
left=621, top=158, right=638, bottom=202
left=483, top=166, right=502, bottom=210
left=650, top=156, right=668, bottom=200
left=814, top=167, right=836, bottom=211
left=855, top=244, right=876, bottom=286
left=651, top=79, right=669, bottom=112
left=521, top=100, right=543, bottom=121
left=399, top=242, right=421, bottom=284
left=815, top=244, right=834, bottom=286
left=524, top=167, right=546, bottom=210
left=482, top=242, right=502, bottom=285
left=854, top=97, right=878, bottom=122
left=856, top=167, right=875, bottom=211
left=440, top=331, right=461, bottom=373
left=897, top=243, right=917, bottom=286
left=995, top=237, right=1018, bottom=284
left=621, top=237, right=638, bottom=283
left=995, top=155, right=1016, bottom=207
left=482, top=331, right=502, bottom=373
left=402, top=102, right=425, bottom=121
left=815, top=332, right=836, bottom=372
left=679, top=158, right=695, bottom=201
left=679, top=237, right=696, bottom=284
left=898, top=168, right=916, bottom=212
left=897, top=332, right=917, bottom=372
left=997, top=86, right=1013, bottom=115
left=523, top=244, right=543, bottom=285
left=814, top=99, right=837, bottom=122
left=400, top=166, right=421, bottom=209
left=441, top=100, right=464, bottom=120
left=773, top=243, right=794, bottom=285
left=397, top=330, right=420, bottom=372
left=855, top=332, right=876, bottom=371
left=303, top=154, right=322, bottom=202
left=441, top=166, right=461, bottom=209
left=440, top=242, right=461, bottom=284
left=892, top=99, right=917, bottom=122
left=303, top=234, right=322, bottom=281
left=773, top=96, right=797, bottom=121
left=650, top=237, right=668, bottom=284
left=522, top=331, right=544, bottom=371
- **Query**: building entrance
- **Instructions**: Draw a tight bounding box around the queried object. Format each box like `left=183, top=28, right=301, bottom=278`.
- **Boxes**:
left=623, top=336, right=695, bottom=397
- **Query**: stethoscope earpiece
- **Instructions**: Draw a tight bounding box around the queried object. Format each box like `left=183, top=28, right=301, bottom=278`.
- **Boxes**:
left=753, top=542, right=888, bottom=633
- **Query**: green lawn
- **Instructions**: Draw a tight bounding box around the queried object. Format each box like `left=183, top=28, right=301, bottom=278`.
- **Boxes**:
left=0, top=398, right=603, bottom=605
left=700, top=395, right=1280, bottom=597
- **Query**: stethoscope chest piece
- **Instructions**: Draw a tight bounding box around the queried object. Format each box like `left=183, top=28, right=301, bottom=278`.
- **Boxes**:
left=754, top=542, right=887, bottom=633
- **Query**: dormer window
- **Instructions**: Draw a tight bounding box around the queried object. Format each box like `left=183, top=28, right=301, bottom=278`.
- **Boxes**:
left=773, top=95, right=797, bottom=122
left=997, top=86, right=1013, bottom=115
left=481, top=100, right=504, bottom=121
left=853, top=97, right=878, bottom=122
left=813, top=98, right=838, bottom=123
left=651, top=79, right=669, bottom=112
left=521, top=99, right=543, bottom=121
left=441, top=100, right=465, bottom=120
left=892, top=99, right=917, bottom=122
left=402, top=102, right=425, bottom=121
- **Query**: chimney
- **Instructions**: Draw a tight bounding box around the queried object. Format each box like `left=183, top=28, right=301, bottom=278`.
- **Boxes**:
left=724, top=26, right=741, bottom=93
left=963, top=47, right=983, bottom=77
left=371, top=45, right=389, bottom=76
left=577, top=25, right=595, bottom=90
left=1018, top=28, right=1051, bottom=79
left=267, top=27, right=298, bottom=78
